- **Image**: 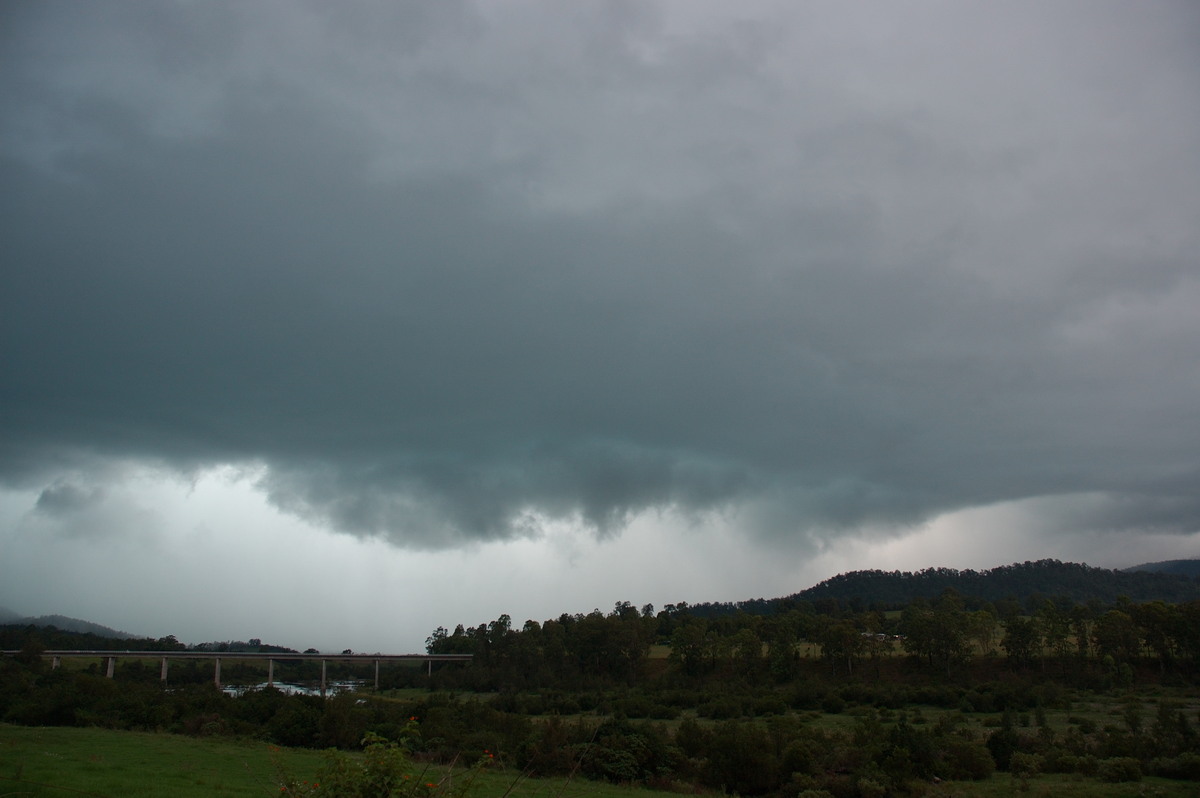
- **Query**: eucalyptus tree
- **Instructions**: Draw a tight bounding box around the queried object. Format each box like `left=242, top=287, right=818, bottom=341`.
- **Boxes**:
left=1001, top=616, right=1040, bottom=669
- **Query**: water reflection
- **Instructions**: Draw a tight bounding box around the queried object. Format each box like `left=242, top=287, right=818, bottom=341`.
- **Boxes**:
left=220, top=680, right=366, bottom=697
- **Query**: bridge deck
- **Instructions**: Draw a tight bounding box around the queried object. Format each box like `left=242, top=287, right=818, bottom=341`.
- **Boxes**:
left=0, top=650, right=471, bottom=693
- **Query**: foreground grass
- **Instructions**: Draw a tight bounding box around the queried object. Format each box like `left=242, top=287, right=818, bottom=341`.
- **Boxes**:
left=925, top=773, right=1198, bottom=798
left=0, top=724, right=671, bottom=798
left=0, top=724, right=327, bottom=797
left=3, top=723, right=1198, bottom=798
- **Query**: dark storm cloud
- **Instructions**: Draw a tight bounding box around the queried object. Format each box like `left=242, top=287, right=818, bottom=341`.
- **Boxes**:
left=35, top=482, right=104, bottom=516
left=2, top=1, right=1199, bottom=548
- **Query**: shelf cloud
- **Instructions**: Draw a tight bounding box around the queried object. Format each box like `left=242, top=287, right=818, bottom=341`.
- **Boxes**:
left=3, top=1, right=1199, bottom=564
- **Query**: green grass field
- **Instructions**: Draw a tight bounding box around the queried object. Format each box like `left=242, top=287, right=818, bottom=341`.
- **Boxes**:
left=925, top=774, right=1198, bottom=798
left=3, top=721, right=1199, bottom=798
left=0, top=724, right=677, bottom=798
left=0, top=724, right=325, bottom=797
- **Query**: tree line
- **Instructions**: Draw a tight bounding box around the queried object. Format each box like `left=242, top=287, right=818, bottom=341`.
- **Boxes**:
left=426, top=592, right=1200, bottom=690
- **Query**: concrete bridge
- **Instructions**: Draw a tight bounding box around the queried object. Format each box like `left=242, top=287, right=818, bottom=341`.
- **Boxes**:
left=3, top=650, right=471, bottom=696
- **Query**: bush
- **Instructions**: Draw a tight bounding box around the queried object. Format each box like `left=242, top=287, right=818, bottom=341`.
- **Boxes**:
left=856, top=777, right=887, bottom=798
left=674, top=717, right=710, bottom=759
left=268, top=700, right=323, bottom=747
left=1008, top=752, right=1041, bottom=779
left=704, top=720, right=778, bottom=796
left=751, top=695, right=787, bottom=717
left=699, top=697, right=743, bottom=720
left=519, top=715, right=576, bottom=776
left=278, top=727, right=495, bottom=798
left=986, top=727, right=1019, bottom=771
left=780, top=738, right=822, bottom=777
left=613, top=696, right=653, bottom=718
left=1069, top=715, right=1096, bottom=734
left=787, top=685, right=826, bottom=711
left=1151, top=752, right=1200, bottom=780
left=647, top=704, right=679, bottom=720
left=938, top=737, right=995, bottom=780
left=1044, top=753, right=1078, bottom=774
left=579, top=718, right=675, bottom=785
left=1097, top=757, right=1142, bottom=783
left=1039, top=747, right=1088, bottom=775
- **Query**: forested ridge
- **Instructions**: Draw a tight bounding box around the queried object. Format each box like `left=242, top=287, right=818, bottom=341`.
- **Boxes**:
left=1126, top=559, right=1200, bottom=578
left=0, top=625, right=301, bottom=656
left=677, top=559, right=1200, bottom=619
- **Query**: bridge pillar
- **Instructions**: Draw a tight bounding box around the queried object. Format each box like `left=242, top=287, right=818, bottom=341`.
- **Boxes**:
left=320, top=660, right=327, bottom=698
left=268, top=659, right=275, bottom=687
left=161, top=657, right=169, bottom=683
left=106, top=657, right=115, bottom=678
left=214, top=657, right=221, bottom=688
left=374, top=659, right=380, bottom=690
left=52, top=656, right=61, bottom=670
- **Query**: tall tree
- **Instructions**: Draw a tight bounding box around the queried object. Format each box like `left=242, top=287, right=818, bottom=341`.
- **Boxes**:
left=1001, top=616, right=1040, bottom=669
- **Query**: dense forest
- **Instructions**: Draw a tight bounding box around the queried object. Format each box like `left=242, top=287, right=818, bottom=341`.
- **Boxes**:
left=1127, top=559, right=1200, bottom=578
left=672, top=559, right=1200, bottom=619
left=3, top=559, right=1200, bottom=796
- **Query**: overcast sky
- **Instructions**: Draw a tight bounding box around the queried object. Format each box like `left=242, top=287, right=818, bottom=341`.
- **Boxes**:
left=2, top=1, right=1199, bottom=653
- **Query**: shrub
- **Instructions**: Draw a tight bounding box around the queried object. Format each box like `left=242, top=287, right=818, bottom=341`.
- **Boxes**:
left=1097, top=756, right=1142, bottom=783
left=579, top=718, right=674, bottom=785
left=647, top=704, right=679, bottom=720
left=1040, top=746, right=1093, bottom=775
left=787, top=685, right=826, bottom=710
left=751, top=695, right=787, bottom=717
left=1151, top=752, right=1200, bottom=780
left=268, top=701, right=323, bottom=747
left=614, top=696, right=652, bottom=718
left=780, top=738, right=822, bottom=777
left=938, top=737, right=995, bottom=780
left=673, top=717, right=708, bottom=758
left=1008, top=752, right=1041, bottom=779
left=704, top=720, right=778, bottom=796
left=520, top=715, right=576, bottom=776
left=856, top=777, right=887, bottom=798
left=986, top=726, right=1019, bottom=771
left=699, top=697, right=743, bottom=720
left=1044, top=753, right=1078, bottom=774
left=1069, top=715, right=1096, bottom=734
left=278, top=728, right=494, bottom=798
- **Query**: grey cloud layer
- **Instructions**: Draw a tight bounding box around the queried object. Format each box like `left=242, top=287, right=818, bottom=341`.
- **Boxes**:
left=3, top=1, right=1199, bottom=547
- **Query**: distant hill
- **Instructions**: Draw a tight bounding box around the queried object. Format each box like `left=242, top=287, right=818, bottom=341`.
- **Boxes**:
left=1125, top=559, right=1200, bottom=578
left=0, top=609, right=305, bottom=654
left=0, top=618, right=301, bottom=655
left=1, top=613, right=137, bottom=639
left=791, top=560, right=1200, bottom=608
left=681, top=559, right=1200, bottom=618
